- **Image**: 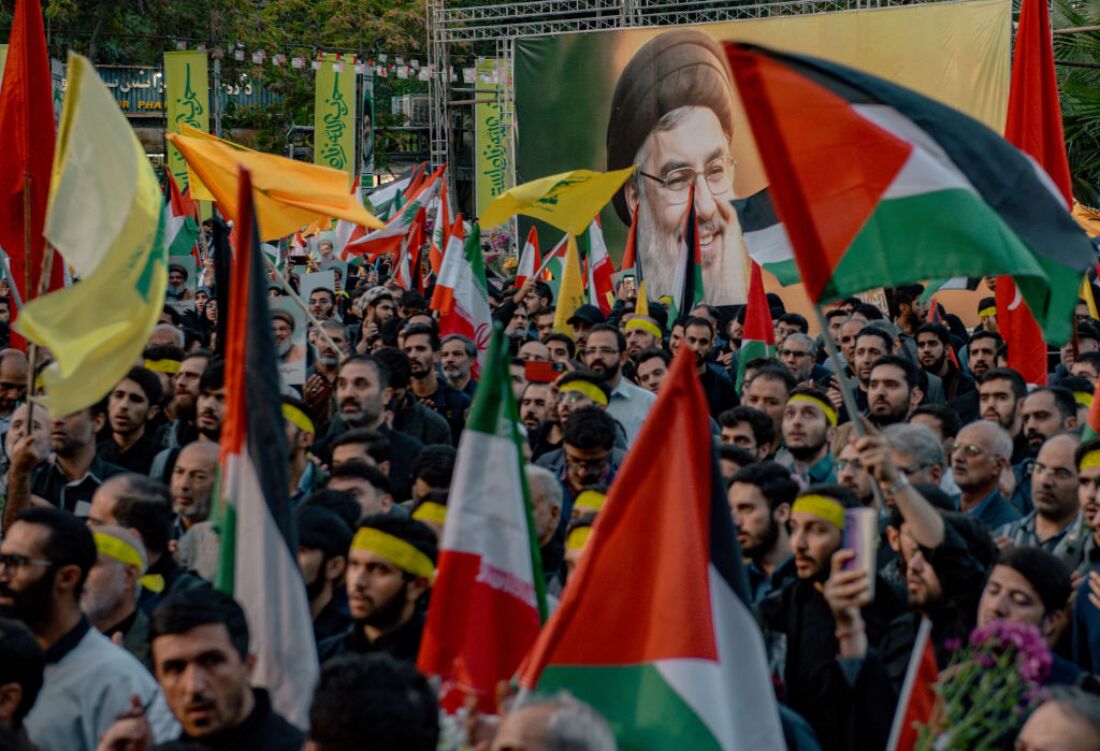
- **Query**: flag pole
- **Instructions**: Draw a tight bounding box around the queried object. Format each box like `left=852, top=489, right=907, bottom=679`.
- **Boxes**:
left=261, top=255, right=343, bottom=355
left=530, top=235, right=566, bottom=281
left=22, top=173, right=36, bottom=439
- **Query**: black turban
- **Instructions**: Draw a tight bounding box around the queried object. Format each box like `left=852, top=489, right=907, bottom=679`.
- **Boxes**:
left=606, top=30, right=736, bottom=224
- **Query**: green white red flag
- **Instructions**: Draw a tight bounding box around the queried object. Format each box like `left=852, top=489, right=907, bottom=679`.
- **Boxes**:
left=433, top=217, right=492, bottom=370
left=735, top=262, right=776, bottom=392
left=166, top=172, right=200, bottom=259
left=418, top=323, right=546, bottom=712
left=516, top=225, right=542, bottom=288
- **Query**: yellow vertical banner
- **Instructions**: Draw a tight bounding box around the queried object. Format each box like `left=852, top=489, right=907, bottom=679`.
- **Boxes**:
left=164, top=51, right=210, bottom=192
left=313, top=54, right=356, bottom=182
left=0, top=45, right=8, bottom=90
left=475, top=58, right=506, bottom=217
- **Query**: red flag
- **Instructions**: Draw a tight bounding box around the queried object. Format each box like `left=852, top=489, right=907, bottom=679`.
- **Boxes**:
left=887, top=618, right=939, bottom=751
left=620, top=202, right=640, bottom=274
left=0, top=0, right=65, bottom=347
left=997, top=0, right=1073, bottom=385
left=516, top=226, right=541, bottom=288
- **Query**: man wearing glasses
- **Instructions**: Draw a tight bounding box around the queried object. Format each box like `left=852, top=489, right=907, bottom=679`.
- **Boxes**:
left=952, top=420, right=1022, bottom=529
left=580, top=324, right=655, bottom=446
left=606, top=29, right=747, bottom=305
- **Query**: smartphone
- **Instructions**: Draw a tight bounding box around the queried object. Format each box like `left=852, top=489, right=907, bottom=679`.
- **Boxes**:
left=842, top=507, right=877, bottom=600
left=524, top=360, right=565, bottom=383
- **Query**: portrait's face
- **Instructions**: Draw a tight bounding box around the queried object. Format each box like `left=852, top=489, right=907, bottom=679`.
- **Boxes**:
left=629, top=106, right=743, bottom=305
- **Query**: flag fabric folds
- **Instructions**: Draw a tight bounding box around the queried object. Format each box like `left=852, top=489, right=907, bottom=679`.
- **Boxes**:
left=0, top=0, right=63, bottom=340
left=166, top=172, right=201, bottom=258
left=552, top=235, right=586, bottom=337
left=15, top=53, right=167, bottom=417
left=342, top=166, right=444, bottom=259
left=670, top=191, right=704, bottom=321
left=480, top=167, right=635, bottom=236
left=418, top=324, right=546, bottom=712
left=723, top=42, right=1093, bottom=344
left=516, top=226, right=542, bottom=288
left=583, top=218, right=614, bottom=316
left=166, top=124, right=384, bottom=241
left=735, top=263, right=776, bottom=392
left=214, top=166, right=318, bottom=729
left=434, top=219, right=492, bottom=371
left=886, top=618, right=939, bottom=751
left=732, top=189, right=799, bottom=286
left=519, top=346, right=785, bottom=751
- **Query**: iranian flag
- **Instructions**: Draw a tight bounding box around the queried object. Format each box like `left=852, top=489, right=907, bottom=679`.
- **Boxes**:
left=516, top=226, right=542, bottom=288
left=724, top=42, right=1093, bottom=344
left=582, top=217, right=614, bottom=315
left=735, top=262, right=776, bottom=392
left=433, top=217, right=492, bottom=369
left=342, top=165, right=444, bottom=259
left=519, top=346, right=785, bottom=750
left=214, top=167, right=318, bottom=728
left=418, top=323, right=546, bottom=711
left=166, top=172, right=200, bottom=259
left=670, top=188, right=704, bottom=320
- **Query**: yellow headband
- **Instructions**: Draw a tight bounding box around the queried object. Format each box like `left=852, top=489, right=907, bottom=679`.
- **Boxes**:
left=1080, top=450, right=1100, bottom=469
left=787, top=394, right=838, bottom=427
left=574, top=490, right=607, bottom=513
left=93, top=532, right=162, bottom=592
left=282, top=403, right=315, bottom=435
left=625, top=318, right=662, bottom=339
left=566, top=526, right=592, bottom=552
left=351, top=528, right=435, bottom=581
left=144, top=358, right=181, bottom=374
left=979, top=306, right=997, bottom=318
left=1075, top=391, right=1093, bottom=409
left=791, top=494, right=846, bottom=529
left=559, top=381, right=609, bottom=407
left=412, top=501, right=447, bottom=525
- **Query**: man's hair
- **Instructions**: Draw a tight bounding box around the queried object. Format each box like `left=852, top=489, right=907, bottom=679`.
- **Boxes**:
left=683, top=315, right=715, bottom=337
left=636, top=347, right=670, bottom=369
left=118, top=366, right=164, bottom=407
left=340, top=353, right=391, bottom=391
left=825, top=308, right=850, bottom=322
left=301, top=489, right=361, bottom=530
left=149, top=587, right=249, bottom=659
left=198, top=357, right=225, bottom=393
left=358, top=515, right=439, bottom=566
left=854, top=303, right=885, bottom=321
left=398, top=290, right=428, bottom=310
left=563, top=406, right=617, bottom=452
left=401, top=324, right=441, bottom=352
left=532, top=281, right=553, bottom=304
left=776, top=312, right=809, bottom=333
left=1026, top=386, right=1078, bottom=421
left=995, top=545, right=1072, bottom=617
left=310, top=287, right=336, bottom=304
left=855, top=326, right=894, bottom=353
left=109, top=475, right=175, bottom=556
left=441, top=334, right=476, bottom=358
left=330, top=428, right=391, bottom=464
left=892, top=284, right=925, bottom=307
left=0, top=618, right=44, bottom=728
left=1075, top=350, right=1100, bottom=372
left=1078, top=320, right=1100, bottom=344
left=525, top=464, right=564, bottom=512
left=329, top=460, right=392, bottom=496
left=557, top=370, right=612, bottom=400
left=545, top=332, right=576, bottom=358
left=718, top=406, right=776, bottom=447
left=413, top=445, right=456, bottom=489
left=511, top=692, right=618, bottom=751
left=869, top=354, right=919, bottom=390
left=14, top=507, right=97, bottom=596
left=882, top=423, right=945, bottom=469
left=586, top=323, right=626, bottom=354
left=730, top=461, right=799, bottom=511
left=296, top=506, right=353, bottom=561
left=886, top=485, right=959, bottom=530
left=915, top=322, right=951, bottom=348
left=142, top=344, right=186, bottom=366
left=968, top=330, right=1003, bottom=349
left=746, top=364, right=797, bottom=395
left=798, top=483, right=863, bottom=510
left=978, top=367, right=1028, bottom=400
left=718, top=444, right=757, bottom=472
left=308, top=654, right=439, bottom=751
left=782, top=332, right=815, bottom=352
left=371, top=348, right=410, bottom=390
left=152, top=321, right=184, bottom=346
left=1040, top=687, right=1100, bottom=737
left=911, top=404, right=962, bottom=439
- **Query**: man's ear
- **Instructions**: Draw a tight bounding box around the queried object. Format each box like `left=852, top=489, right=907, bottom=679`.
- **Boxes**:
left=909, top=387, right=924, bottom=414
left=624, top=180, right=639, bottom=217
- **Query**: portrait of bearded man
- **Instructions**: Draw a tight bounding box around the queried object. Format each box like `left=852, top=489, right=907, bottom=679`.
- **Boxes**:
left=607, top=29, right=747, bottom=306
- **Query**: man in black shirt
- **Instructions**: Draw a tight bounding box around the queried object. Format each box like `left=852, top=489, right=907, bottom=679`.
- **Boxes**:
left=99, top=367, right=164, bottom=475
left=680, top=316, right=737, bottom=418
left=296, top=507, right=353, bottom=645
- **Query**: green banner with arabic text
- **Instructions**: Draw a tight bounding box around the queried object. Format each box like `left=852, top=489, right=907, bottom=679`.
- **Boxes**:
left=314, top=54, right=356, bottom=182
left=164, top=51, right=209, bottom=192
left=474, top=58, right=507, bottom=217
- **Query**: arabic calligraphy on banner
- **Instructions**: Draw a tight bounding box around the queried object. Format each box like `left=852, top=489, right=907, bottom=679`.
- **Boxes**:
left=474, top=58, right=508, bottom=217
left=313, top=53, right=356, bottom=181
left=164, top=52, right=210, bottom=192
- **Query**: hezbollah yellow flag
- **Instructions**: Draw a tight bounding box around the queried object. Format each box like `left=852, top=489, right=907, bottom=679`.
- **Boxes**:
left=553, top=235, right=586, bottom=336
left=166, top=125, right=383, bottom=241
left=481, top=166, right=635, bottom=236
left=635, top=280, right=649, bottom=317
left=16, top=53, right=167, bottom=417
left=1083, top=277, right=1099, bottom=321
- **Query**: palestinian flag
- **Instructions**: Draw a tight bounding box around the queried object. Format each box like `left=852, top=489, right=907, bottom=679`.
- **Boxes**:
left=542, top=233, right=568, bottom=296
left=732, top=189, right=798, bottom=286
left=520, top=346, right=785, bottom=751
left=580, top=217, right=614, bottom=316
left=434, top=217, right=492, bottom=370
left=670, top=188, right=704, bottom=320
left=724, top=42, right=1094, bottom=344
left=418, top=324, right=546, bottom=712
left=735, top=262, right=776, bottom=392
left=166, top=172, right=200, bottom=259
left=516, top=226, right=542, bottom=288
left=214, top=167, right=318, bottom=728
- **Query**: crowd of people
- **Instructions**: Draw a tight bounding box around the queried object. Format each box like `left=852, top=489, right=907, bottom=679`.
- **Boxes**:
left=3, top=244, right=1100, bottom=751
